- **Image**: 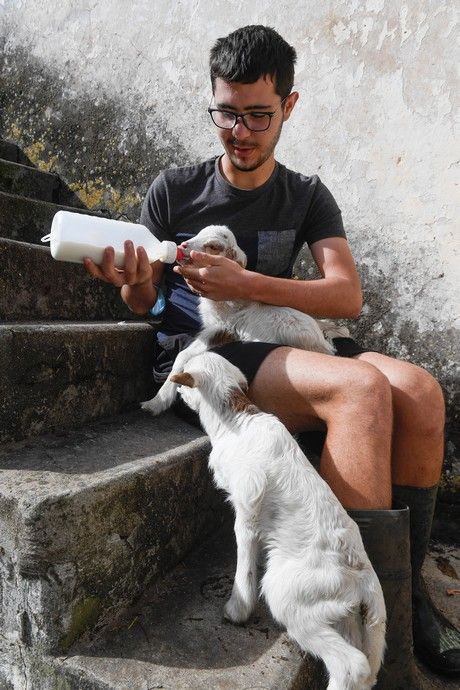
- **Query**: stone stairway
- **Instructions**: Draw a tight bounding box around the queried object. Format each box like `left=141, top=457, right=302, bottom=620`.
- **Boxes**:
left=0, top=141, right=316, bottom=690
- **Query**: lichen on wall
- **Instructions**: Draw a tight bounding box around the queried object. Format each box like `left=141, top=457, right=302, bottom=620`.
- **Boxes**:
left=0, top=41, right=193, bottom=220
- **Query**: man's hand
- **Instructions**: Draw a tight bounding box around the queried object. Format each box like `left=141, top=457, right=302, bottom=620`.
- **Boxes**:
left=174, top=250, right=248, bottom=300
left=84, top=240, right=163, bottom=314
left=83, top=240, right=153, bottom=288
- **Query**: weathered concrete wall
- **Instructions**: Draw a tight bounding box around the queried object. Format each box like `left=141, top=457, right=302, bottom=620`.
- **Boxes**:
left=0, top=1, right=458, bottom=486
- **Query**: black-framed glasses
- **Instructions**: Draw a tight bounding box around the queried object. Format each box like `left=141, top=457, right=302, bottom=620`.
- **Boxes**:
left=208, top=96, right=289, bottom=132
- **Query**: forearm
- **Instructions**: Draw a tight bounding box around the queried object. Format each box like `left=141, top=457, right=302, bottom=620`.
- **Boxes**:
left=242, top=271, right=362, bottom=319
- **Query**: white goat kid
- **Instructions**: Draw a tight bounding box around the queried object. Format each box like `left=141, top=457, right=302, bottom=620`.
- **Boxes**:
left=143, top=225, right=348, bottom=416
left=171, top=351, right=386, bottom=690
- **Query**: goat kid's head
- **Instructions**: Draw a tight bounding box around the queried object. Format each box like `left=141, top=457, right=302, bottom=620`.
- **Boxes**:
left=178, top=226, right=247, bottom=268
left=170, top=352, right=253, bottom=417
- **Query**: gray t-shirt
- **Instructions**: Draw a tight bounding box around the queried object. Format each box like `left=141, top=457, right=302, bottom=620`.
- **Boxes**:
left=140, top=155, right=345, bottom=337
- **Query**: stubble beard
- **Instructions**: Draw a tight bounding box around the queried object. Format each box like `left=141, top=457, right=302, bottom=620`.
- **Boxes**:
left=224, top=122, right=283, bottom=173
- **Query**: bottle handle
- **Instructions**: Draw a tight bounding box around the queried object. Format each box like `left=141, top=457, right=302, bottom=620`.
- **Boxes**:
left=41, top=234, right=51, bottom=243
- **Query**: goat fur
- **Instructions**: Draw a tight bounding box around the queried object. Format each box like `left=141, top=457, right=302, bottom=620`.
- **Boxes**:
left=171, top=351, right=386, bottom=690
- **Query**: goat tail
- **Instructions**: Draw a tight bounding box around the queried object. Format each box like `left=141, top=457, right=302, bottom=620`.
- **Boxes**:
left=361, top=578, right=387, bottom=687
left=317, top=319, right=351, bottom=341
left=289, top=622, right=373, bottom=690
left=142, top=336, right=210, bottom=416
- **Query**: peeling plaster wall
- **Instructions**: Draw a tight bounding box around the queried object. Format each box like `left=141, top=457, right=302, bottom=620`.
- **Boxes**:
left=0, top=1, right=458, bottom=485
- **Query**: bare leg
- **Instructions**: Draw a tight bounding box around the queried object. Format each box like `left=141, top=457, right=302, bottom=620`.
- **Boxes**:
left=353, top=352, right=445, bottom=487
left=248, top=347, right=393, bottom=510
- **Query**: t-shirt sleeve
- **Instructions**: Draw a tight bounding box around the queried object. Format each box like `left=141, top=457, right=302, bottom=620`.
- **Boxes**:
left=303, top=178, right=346, bottom=246
left=139, top=173, right=173, bottom=242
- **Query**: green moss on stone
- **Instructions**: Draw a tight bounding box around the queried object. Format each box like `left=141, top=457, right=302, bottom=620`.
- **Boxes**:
left=59, top=596, right=103, bottom=652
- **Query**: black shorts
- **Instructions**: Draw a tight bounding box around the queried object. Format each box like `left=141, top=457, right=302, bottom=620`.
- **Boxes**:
left=172, top=337, right=376, bottom=428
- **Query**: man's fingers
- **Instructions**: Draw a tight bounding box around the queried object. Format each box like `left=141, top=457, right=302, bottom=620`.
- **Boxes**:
left=100, top=247, right=125, bottom=286
left=188, top=250, right=223, bottom=266
left=123, top=241, right=138, bottom=284
left=83, top=257, right=110, bottom=283
left=137, top=245, right=154, bottom=280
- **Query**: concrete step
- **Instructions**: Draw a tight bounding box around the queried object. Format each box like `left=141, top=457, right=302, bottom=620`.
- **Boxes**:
left=0, top=191, right=101, bottom=244
left=0, top=408, right=219, bottom=663
left=39, top=524, right=326, bottom=690
left=0, top=321, right=158, bottom=444
left=0, top=238, right=143, bottom=322
left=0, top=157, right=85, bottom=208
left=0, top=158, right=60, bottom=203
left=0, top=140, right=33, bottom=166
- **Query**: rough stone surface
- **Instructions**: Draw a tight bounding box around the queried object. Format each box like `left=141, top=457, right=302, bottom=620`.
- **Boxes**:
left=0, top=157, right=83, bottom=207
left=0, top=140, right=32, bottom=166
left=0, top=159, right=59, bottom=203
left=0, top=45, right=192, bottom=221
left=0, top=238, right=145, bottom=322
left=40, top=523, right=328, bottom=690
left=0, top=409, right=218, bottom=656
left=0, top=192, right=101, bottom=245
left=0, top=322, right=157, bottom=443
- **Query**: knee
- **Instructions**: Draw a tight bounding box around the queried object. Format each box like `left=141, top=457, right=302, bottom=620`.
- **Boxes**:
left=350, top=364, right=392, bottom=407
left=393, top=364, right=445, bottom=436
left=337, top=364, right=393, bottom=420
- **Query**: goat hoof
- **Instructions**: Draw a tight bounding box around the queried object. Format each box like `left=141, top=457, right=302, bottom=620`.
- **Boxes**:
left=223, top=596, right=252, bottom=624
left=141, top=398, right=164, bottom=416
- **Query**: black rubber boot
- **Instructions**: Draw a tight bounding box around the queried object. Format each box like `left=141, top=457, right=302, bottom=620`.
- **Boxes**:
left=348, top=505, right=436, bottom=689
left=393, top=484, right=460, bottom=678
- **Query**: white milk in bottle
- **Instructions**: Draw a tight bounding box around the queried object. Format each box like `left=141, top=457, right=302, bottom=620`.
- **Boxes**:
left=41, top=211, right=183, bottom=267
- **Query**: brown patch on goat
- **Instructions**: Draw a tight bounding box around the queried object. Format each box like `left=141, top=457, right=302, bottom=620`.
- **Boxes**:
left=208, top=330, right=237, bottom=347
left=225, top=246, right=246, bottom=267
left=170, top=372, right=196, bottom=387
left=360, top=602, right=369, bottom=624
left=229, top=387, right=259, bottom=415
left=203, top=242, right=225, bottom=255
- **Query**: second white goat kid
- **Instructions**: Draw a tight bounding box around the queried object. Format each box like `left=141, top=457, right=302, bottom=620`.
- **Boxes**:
left=171, top=351, right=386, bottom=690
left=143, top=225, right=348, bottom=416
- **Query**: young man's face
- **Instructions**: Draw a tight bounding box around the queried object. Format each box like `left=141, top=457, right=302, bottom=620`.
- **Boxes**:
left=211, top=76, right=297, bottom=175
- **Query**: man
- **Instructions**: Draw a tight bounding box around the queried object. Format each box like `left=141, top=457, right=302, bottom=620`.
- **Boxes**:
left=85, top=25, right=459, bottom=680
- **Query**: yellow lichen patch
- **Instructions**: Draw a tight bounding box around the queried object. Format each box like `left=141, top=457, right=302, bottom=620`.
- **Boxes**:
left=40, top=154, right=59, bottom=173
left=24, top=140, right=45, bottom=165
left=22, top=140, right=60, bottom=173
left=8, top=124, right=22, bottom=140
left=69, top=178, right=106, bottom=208
left=5, top=124, right=59, bottom=173
left=69, top=178, right=141, bottom=214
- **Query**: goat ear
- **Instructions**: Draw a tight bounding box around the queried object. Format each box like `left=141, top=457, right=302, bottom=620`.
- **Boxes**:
left=236, top=248, right=247, bottom=268
left=225, top=246, right=247, bottom=268
left=170, top=372, right=196, bottom=387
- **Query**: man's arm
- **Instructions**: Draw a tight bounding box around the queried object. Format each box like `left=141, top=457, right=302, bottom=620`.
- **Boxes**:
left=174, top=237, right=362, bottom=319
left=84, top=240, right=165, bottom=315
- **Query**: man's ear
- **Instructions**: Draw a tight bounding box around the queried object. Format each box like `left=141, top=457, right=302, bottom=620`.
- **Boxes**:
left=170, top=372, right=196, bottom=387
left=282, top=91, right=299, bottom=121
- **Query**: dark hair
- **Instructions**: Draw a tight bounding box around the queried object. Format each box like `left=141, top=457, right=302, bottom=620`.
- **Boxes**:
left=209, top=25, right=297, bottom=99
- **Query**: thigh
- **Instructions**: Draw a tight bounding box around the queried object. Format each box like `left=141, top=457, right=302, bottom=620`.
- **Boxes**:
left=247, top=346, right=381, bottom=433
left=353, top=351, right=444, bottom=418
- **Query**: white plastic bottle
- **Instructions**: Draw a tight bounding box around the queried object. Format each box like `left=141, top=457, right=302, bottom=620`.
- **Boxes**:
left=41, top=210, right=183, bottom=267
